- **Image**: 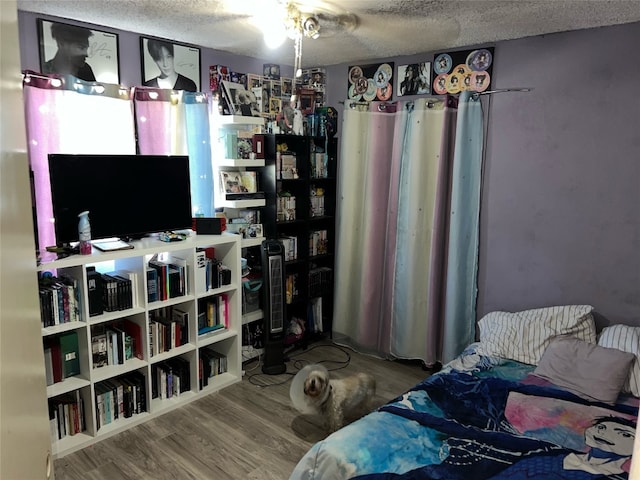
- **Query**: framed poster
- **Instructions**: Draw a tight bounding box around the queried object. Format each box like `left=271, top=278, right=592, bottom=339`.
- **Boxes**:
left=397, top=61, right=431, bottom=96
left=347, top=62, right=394, bottom=102
left=140, top=36, right=200, bottom=92
left=38, top=18, right=120, bottom=83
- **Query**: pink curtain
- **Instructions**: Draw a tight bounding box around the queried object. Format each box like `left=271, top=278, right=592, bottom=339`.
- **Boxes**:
left=134, top=87, right=187, bottom=155
left=22, top=71, right=135, bottom=253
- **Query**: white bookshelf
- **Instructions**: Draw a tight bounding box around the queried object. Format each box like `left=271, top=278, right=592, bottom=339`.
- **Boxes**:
left=37, top=233, right=242, bottom=458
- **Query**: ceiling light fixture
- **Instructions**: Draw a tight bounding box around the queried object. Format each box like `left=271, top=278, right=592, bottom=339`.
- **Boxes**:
left=261, top=2, right=322, bottom=78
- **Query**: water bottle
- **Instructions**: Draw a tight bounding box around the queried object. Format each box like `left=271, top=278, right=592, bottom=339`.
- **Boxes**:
left=78, top=211, right=92, bottom=255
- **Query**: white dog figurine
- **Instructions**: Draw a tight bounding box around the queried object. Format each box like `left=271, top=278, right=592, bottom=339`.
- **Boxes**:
left=291, top=364, right=376, bottom=433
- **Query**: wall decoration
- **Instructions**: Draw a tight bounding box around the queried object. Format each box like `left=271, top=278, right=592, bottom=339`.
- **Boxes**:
left=210, top=65, right=230, bottom=94
left=38, top=18, right=120, bottom=83
left=140, top=36, right=200, bottom=91
left=221, top=80, right=261, bottom=117
left=263, top=63, right=281, bottom=79
left=397, top=62, right=431, bottom=97
left=432, top=47, right=494, bottom=95
left=347, top=62, right=394, bottom=102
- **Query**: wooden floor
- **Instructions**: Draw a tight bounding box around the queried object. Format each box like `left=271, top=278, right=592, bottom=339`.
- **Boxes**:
left=53, top=341, right=428, bottom=480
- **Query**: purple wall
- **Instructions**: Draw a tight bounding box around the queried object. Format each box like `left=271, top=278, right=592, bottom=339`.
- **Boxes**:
left=326, top=23, right=640, bottom=327
left=17, top=10, right=640, bottom=326
left=480, top=24, right=640, bottom=327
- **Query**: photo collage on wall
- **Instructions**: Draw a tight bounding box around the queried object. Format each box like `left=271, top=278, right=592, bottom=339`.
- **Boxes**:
left=210, top=65, right=326, bottom=119
left=347, top=62, right=394, bottom=102
left=432, top=47, right=494, bottom=95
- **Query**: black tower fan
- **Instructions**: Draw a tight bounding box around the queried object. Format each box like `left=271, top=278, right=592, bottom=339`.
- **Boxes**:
left=260, top=239, right=286, bottom=374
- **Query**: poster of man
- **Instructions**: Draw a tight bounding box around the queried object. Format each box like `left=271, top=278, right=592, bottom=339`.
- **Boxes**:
left=141, top=37, right=200, bottom=92
left=38, top=19, right=120, bottom=84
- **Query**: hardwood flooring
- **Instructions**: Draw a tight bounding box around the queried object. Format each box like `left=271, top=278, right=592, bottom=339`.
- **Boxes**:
left=53, top=341, right=428, bottom=480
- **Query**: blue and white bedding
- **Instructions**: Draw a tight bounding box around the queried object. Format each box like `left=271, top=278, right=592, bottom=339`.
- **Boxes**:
left=289, top=344, right=638, bottom=480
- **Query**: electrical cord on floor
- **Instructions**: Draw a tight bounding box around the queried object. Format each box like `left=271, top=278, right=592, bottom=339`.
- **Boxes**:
left=245, top=342, right=352, bottom=388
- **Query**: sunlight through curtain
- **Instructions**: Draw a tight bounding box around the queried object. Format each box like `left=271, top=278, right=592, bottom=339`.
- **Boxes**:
left=23, top=72, right=135, bottom=253
left=334, top=94, right=484, bottom=365
left=134, top=88, right=214, bottom=217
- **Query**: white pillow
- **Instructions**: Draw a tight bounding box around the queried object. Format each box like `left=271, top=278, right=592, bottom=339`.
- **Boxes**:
left=476, top=305, right=597, bottom=365
left=597, top=324, right=640, bottom=397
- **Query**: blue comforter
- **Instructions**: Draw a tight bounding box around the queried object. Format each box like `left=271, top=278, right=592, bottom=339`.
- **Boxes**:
left=290, top=345, right=638, bottom=480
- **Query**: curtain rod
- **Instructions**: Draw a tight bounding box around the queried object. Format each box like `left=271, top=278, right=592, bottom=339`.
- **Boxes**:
left=342, top=87, right=532, bottom=109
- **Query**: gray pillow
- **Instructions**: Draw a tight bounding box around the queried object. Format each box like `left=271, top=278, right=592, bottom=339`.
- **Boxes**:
left=533, top=336, right=635, bottom=404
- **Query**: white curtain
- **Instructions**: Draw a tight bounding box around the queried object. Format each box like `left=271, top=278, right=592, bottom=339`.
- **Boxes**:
left=334, top=93, right=484, bottom=365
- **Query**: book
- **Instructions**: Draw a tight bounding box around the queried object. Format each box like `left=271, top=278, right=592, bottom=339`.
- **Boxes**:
left=91, top=325, right=108, bottom=368
left=119, top=319, right=143, bottom=360
left=58, top=331, right=80, bottom=378
left=146, top=267, right=158, bottom=303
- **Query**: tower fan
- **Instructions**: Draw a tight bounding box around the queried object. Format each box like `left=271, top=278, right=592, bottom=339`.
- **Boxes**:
left=260, top=239, right=286, bottom=374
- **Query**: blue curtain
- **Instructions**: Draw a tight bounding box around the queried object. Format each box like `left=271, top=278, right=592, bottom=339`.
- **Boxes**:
left=442, top=91, right=485, bottom=363
left=183, top=92, right=214, bottom=217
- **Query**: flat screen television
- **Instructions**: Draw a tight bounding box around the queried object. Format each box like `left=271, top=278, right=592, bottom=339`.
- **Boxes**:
left=48, top=154, right=193, bottom=246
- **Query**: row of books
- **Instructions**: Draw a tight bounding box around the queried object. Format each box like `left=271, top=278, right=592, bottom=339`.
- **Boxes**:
left=309, top=267, right=333, bottom=298
left=197, top=294, right=229, bottom=335
left=86, top=268, right=136, bottom=317
left=310, top=151, right=329, bottom=178
left=195, top=250, right=231, bottom=293
left=146, top=255, right=188, bottom=302
left=102, top=270, right=136, bottom=312
left=310, top=186, right=325, bottom=217
left=48, top=390, right=85, bottom=441
left=277, top=152, right=298, bottom=179
left=95, top=371, right=146, bottom=430
left=151, top=357, right=191, bottom=400
left=43, top=331, right=80, bottom=385
left=309, top=230, right=329, bottom=257
left=199, top=347, right=228, bottom=388
left=280, top=235, right=298, bottom=261
left=91, top=320, right=143, bottom=369
left=277, top=194, right=297, bottom=221
left=39, top=273, right=80, bottom=327
left=148, top=307, right=189, bottom=357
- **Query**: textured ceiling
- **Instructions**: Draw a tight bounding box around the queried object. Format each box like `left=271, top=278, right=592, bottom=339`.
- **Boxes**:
left=17, top=0, right=640, bottom=67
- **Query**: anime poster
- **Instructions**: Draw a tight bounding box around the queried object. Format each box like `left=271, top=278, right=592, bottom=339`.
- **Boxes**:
left=347, top=62, right=394, bottom=102
left=432, top=47, right=494, bottom=95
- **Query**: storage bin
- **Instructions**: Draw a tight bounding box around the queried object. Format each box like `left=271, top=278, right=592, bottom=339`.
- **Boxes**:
left=242, top=278, right=262, bottom=314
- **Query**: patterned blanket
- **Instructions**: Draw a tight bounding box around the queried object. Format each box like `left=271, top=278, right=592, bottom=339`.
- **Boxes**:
left=289, top=345, right=638, bottom=480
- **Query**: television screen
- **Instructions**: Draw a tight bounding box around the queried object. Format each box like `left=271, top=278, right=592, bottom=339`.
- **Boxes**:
left=48, top=154, right=193, bottom=246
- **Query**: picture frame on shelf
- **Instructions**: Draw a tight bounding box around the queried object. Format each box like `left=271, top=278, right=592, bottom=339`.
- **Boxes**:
left=221, top=80, right=261, bottom=117
left=140, top=36, right=200, bottom=91
left=38, top=18, right=120, bottom=84
left=297, top=88, right=316, bottom=115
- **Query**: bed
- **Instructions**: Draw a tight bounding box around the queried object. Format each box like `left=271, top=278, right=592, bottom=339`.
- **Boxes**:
left=290, top=305, right=640, bottom=479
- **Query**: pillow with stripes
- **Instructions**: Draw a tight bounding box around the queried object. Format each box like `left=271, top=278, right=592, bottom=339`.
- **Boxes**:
left=476, top=305, right=597, bottom=365
left=598, top=324, right=640, bottom=397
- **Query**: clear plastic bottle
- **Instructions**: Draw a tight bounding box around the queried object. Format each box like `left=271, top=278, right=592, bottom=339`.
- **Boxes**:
left=78, top=210, right=92, bottom=255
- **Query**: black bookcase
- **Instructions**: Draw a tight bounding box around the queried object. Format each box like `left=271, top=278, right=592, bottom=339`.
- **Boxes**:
left=262, top=134, right=337, bottom=347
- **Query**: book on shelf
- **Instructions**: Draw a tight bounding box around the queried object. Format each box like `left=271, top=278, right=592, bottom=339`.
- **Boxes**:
left=309, top=230, right=329, bottom=256
left=91, top=324, right=108, bottom=368
left=58, top=330, right=80, bottom=378
left=119, top=319, right=144, bottom=360
left=146, top=267, right=159, bottom=303
left=277, top=152, right=298, bottom=179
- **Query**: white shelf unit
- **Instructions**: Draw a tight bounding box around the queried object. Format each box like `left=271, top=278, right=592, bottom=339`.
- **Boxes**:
left=37, top=233, right=241, bottom=459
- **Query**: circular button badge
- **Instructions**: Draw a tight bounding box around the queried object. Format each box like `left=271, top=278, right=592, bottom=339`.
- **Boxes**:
left=434, top=54, right=453, bottom=75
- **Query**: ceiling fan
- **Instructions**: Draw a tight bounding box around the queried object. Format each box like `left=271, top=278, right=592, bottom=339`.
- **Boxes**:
left=220, top=0, right=359, bottom=76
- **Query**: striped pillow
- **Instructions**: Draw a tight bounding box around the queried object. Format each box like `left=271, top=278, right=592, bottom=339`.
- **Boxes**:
left=476, top=305, right=597, bottom=365
left=598, top=324, right=640, bottom=397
